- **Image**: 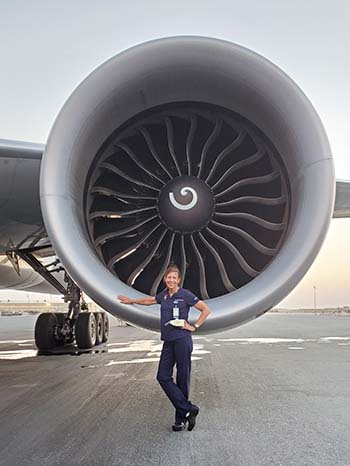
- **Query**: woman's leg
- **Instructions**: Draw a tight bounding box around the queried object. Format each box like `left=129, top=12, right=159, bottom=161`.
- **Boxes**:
left=174, top=336, right=193, bottom=422
left=157, top=340, right=192, bottom=420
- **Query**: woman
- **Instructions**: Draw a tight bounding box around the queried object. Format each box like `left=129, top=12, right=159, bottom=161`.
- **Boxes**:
left=118, top=264, right=211, bottom=431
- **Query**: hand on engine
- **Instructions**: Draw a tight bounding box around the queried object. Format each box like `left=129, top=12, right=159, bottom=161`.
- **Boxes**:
left=117, top=295, right=133, bottom=304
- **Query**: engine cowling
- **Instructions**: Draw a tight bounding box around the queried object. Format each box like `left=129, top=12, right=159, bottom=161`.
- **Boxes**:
left=40, top=37, right=335, bottom=332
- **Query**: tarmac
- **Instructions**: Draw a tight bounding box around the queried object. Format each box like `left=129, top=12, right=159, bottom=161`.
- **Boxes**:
left=0, top=313, right=350, bottom=466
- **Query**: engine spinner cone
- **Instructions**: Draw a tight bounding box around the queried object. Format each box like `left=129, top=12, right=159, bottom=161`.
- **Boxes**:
left=158, top=176, right=215, bottom=233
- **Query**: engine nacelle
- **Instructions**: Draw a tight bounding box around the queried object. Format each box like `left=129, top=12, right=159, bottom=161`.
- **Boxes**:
left=40, top=37, right=335, bottom=332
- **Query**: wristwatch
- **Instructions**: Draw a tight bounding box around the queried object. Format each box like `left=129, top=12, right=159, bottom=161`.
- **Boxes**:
left=194, top=324, right=200, bottom=331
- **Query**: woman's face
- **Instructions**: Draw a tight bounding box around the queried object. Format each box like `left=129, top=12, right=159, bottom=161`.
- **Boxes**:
left=164, top=272, right=181, bottom=291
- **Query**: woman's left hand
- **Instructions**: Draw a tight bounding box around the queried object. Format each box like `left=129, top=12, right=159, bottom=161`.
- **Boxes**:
left=183, top=321, right=196, bottom=332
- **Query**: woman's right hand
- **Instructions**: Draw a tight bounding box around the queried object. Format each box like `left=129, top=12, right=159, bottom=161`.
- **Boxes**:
left=117, top=295, right=134, bottom=304
left=183, top=321, right=196, bottom=332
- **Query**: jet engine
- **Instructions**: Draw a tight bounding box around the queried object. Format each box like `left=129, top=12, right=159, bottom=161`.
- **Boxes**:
left=40, top=37, right=335, bottom=333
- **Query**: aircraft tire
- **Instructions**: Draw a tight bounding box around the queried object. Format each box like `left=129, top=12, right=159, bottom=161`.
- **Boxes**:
left=34, top=313, right=58, bottom=350
left=102, top=312, right=109, bottom=343
left=75, top=312, right=96, bottom=349
left=94, top=312, right=103, bottom=345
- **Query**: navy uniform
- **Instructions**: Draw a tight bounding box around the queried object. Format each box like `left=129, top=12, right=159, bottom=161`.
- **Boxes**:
left=155, top=287, right=199, bottom=424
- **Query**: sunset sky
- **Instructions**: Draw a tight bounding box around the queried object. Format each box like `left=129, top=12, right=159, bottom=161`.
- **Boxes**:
left=0, top=0, right=349, bottom=307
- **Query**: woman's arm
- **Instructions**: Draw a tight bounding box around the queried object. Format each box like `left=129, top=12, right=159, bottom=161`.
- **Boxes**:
left=183, top=300, right=211, bottom=332
left=117, top=295, right=157, bottom=306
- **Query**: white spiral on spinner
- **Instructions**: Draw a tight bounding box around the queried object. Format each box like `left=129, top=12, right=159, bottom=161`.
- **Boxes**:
left=169, top=187, right=198, bottom=210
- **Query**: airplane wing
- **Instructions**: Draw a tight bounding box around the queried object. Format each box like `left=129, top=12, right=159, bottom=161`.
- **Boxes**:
left=0, top=139, right=46, bottom=253
left=0, top=139, right=44, bottom=159
left=333, top=180, right=350, bottom=218
left=0, top=140, right=61, bottom=294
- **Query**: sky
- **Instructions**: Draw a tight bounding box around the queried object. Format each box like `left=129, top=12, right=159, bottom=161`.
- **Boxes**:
left=0, top=0, right=349, bottom=307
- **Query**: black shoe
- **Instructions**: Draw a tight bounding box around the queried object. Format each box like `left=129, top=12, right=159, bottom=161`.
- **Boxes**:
left=172, top=420, right=187, bottom=432
left=186, top=405, right=199, bottom=431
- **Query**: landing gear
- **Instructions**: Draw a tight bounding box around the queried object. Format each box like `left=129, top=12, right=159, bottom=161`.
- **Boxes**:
left=12, top=247, right=110, bottom=351
left=35, top=272, right=109, bottom=350
left=34, top=310, right=109, bottom=350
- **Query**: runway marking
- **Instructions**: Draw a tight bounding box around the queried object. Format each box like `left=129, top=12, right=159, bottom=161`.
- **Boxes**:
left=218, top=338, right=305, bottom=344
left=107, top=340, right=162, bottom=353
left=0, top=349, right=37, bottom=360
left=106, top=340, right=211, bottom=356
left=107, top=340, right=153, bottom=346
left=105, top=357, right=161, bottom=366
left=0, top=339, right=211, bottom=360
left=320, top=337, right=350, bottom=341
left=0, top=340, right=34, bottom=344
left=288, top=347, right=304, bottom=350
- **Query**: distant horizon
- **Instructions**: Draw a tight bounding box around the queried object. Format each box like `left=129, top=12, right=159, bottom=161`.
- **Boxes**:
left=1, top=299, right=349, bottom=311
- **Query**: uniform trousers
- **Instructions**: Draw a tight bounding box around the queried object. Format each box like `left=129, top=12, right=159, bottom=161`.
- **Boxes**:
left=156, top=335, right=193, bottom=422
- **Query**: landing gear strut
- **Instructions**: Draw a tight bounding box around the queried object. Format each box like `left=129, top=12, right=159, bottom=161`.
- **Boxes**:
left=16, top=248, right=109, bottom=350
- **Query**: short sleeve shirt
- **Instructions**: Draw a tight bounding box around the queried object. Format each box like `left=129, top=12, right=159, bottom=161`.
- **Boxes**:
left=155, top=288, right=200, bottom=341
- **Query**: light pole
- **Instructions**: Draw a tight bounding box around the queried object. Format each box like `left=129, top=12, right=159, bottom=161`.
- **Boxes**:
left=313, top=286, right=317, bottom=311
